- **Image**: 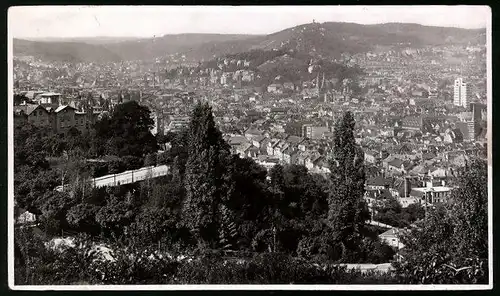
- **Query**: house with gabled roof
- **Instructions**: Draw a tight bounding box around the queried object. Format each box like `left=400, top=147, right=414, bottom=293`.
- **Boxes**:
left=366, top=175, right=392, bottom=190
left=244, top=127, right=264, bottom=140
left=272, top=140, right=289, bottom=161
left=296, top=150, right=310, bottom=166
left=236, top=142, right=253, bottom=158
left=379, top=228, right=405, bottom=249
left=266, top=138, right=280, bottom=156
left=14, top=104, right=51, bottom=129
left=286, top=135, right=305, bottom=146
left=227, top=135, right=249, bottom=154
left=259, top=138, right=271, bottom=155
left=282, top=146, right=298, bottom=165
left=303, top=152, right=321, bottom=170
left=387, top=158, right=414, bottom=175
left=252, top=135, right=267, bottom=148
left=54, top=105, right=78, bottom=135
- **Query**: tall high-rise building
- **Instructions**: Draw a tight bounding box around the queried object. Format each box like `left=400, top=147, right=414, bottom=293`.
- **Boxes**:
left=453, top=78, right=470, bottom=108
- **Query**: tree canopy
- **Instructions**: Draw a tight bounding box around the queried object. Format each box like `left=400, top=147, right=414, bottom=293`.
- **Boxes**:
left=328, top=111, right=369, bottom=259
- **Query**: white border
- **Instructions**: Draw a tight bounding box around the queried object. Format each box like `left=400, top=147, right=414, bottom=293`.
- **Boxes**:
left=8, top=5, right=15, bottom=290
left=7, top=5, right=493, bottom=291
left=486, top=2, right=493, bottom=288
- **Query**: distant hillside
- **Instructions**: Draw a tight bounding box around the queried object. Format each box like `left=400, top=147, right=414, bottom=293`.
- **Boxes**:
left=102, top=33, right=261, bottom=61
left=181, top=22, right=486, bottom=61
left=13, top=34, right=259, bottom=63
left=24, top=36, right=144, bottom=44
left=371, top=23, right=486, bottom=44
left=13, top=39, right=123, bottom=63
left=13, top=22, right=486, bottom=63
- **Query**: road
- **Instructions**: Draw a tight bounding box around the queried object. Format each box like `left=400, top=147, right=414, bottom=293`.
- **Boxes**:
left=367, top=220, right=394, bottom=229
left=55, top=165, right=170, bottom=191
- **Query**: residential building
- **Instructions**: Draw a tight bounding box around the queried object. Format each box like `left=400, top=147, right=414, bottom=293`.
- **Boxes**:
left=379, top=228, right=405, bottom=250
left=167, top=116, right=190, bottom=133
left=267, top=83, right=283, bottom=94
left=282, top=146, right=298, bottom=165
left=14, top=104, right=51, bottom=129
left=364, top=150, right=379, bottom=164
left=401, top=116, right=423, bottom=131
left=453, top=78, right=471, bottom=108
left=302, top=124, right=330, bottom=140
left=409, top=181, right=454, bottom=204
left=54, top=105, right=77, bottom=135
left=35, top=92, right=61, bottom=106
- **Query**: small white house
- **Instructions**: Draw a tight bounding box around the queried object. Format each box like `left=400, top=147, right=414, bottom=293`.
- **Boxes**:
left=16, top=209, right=37, bottom=225
left=379, top=228, right=405, bottom=250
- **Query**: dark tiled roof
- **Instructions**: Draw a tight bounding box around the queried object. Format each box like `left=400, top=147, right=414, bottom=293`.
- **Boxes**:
left=14, top=104, right=45, bottom=116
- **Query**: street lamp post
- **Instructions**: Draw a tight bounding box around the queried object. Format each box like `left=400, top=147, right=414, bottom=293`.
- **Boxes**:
left=273, top=226, right=276, bottom=253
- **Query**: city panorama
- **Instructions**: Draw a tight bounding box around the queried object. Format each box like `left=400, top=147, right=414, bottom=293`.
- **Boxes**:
left=9, top=5, right=490, bottom=288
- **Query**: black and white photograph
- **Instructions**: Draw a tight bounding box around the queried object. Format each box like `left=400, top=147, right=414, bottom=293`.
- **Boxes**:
left=8, top=5, right=491, bottom=289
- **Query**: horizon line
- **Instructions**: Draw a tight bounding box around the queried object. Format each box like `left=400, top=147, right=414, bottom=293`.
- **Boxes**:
left=12, top=21, right=487, bottom=40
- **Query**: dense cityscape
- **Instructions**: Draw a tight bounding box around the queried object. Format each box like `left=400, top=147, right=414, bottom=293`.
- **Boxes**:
left=12, top=7, right=489, bottom=287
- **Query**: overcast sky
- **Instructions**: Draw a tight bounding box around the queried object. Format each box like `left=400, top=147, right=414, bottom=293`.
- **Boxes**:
left=9, top=6, right=490, bottom=38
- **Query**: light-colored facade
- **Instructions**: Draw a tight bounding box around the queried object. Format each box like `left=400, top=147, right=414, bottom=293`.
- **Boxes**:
left=409, top=182, right=454, bottom=204
left=453, top=78, right=470, bottom=108
left=302, top=124, right=330, bottom=140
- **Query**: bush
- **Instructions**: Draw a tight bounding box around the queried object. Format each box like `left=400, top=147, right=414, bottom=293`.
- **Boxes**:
left=144, top=153, right=157, bottom=167
left=40, top=216, right=62, bottom=236
left=171, top=252, right=397, bottom=284
left=296, top=236, right=343, bottom=263
left=94, top=248, right=180, bottom=285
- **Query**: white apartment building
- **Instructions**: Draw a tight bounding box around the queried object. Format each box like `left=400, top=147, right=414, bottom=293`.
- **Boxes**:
left=453, top=78, right=470, bottom=108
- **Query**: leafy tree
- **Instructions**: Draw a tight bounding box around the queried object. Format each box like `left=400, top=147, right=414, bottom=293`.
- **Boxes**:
left=451, top=158, right=488, bottom=260
left=182, top=102, right=231, bottom=247
left=66, top=203, right=101, bottom=234
left=66, top=127, right=89, bottom=153
left=166, top=129, right=189, bottom=173
left=144, top=153, right=157, bottom=167
left=39, top=191, right=74, bottom=235
left=394, top=158, right=488, bottom=284
left=224, top=156, right=269, bottom=221
left=96, top=193, right=135, bottom=237
left=266, top=164, right=331, bottom=255
left=404, top=203, right=425, bottom=223
left=14, top=123, right=50, bottom=171
left=266, top=164, right=287, bottom=242
left=15, top=167, right=59, bottom=214
left=94, top=101, right=158, bottom=158
left=373, top=197, right=409, bottom=228
left=129, top=206, right=180, bottom=248
left=327, top=111, right=369, bottom=259
left=297, top=225, right=343, bottom=262
left=42, top=134, right=67, bottom=157
left=121, top=155, right=143, bottom=170
left=89, top=113, right=112, bottom=157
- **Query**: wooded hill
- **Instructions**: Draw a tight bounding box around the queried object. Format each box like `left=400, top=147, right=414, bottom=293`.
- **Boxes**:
left=14, top=22, right=485, bottom=63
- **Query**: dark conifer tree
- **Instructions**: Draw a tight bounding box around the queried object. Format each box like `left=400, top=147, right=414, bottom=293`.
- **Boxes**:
left=327, top=111, right=369, bottom=259
left=182, top=102, right=231, bottom=248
